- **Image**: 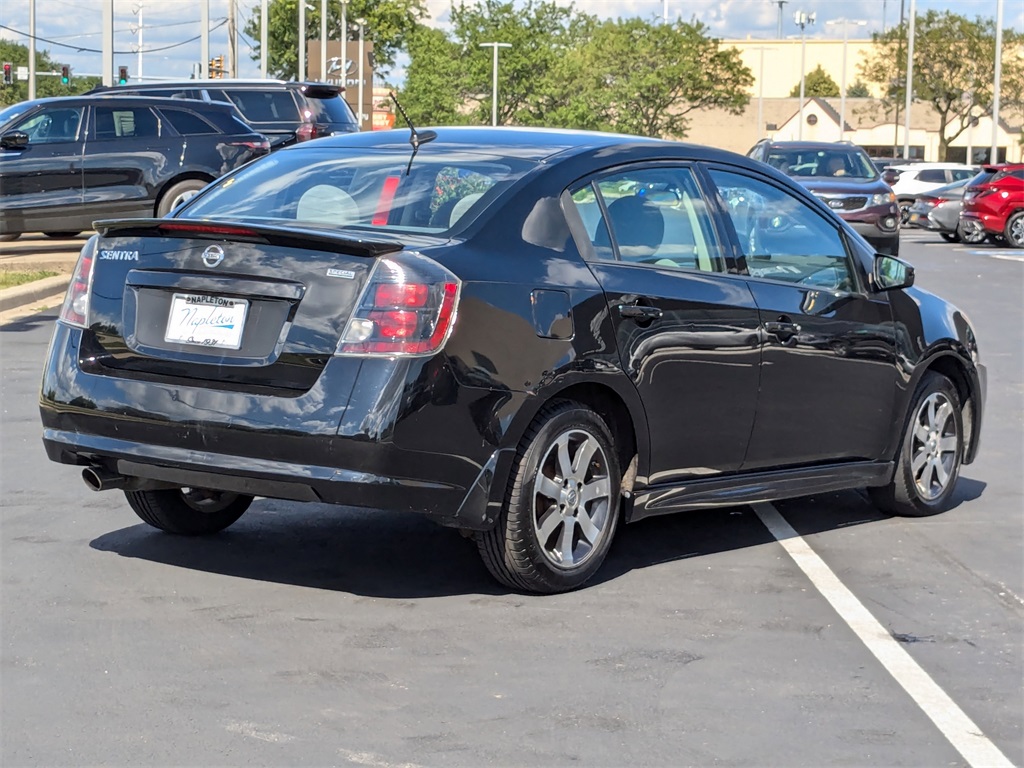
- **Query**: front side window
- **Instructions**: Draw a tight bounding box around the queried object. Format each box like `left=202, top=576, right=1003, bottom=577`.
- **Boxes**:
left=13, top=107, right=83, bottom=143
left=570, top=166, right=723, bottom=273
left=93, top=107, right=160, bottom=139
left=709, top=169, right=854, bottom=291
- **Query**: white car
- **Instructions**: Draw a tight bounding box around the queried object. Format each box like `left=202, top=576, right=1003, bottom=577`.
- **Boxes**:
left=888, top=163, right=980, bottom=222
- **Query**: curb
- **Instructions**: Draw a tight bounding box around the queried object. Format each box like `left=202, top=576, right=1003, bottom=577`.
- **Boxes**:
left=0, top=275, right=71, bottom=313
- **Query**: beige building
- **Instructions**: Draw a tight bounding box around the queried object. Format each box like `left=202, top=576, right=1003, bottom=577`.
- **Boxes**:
left=683, top=38, right=1023, bottom=163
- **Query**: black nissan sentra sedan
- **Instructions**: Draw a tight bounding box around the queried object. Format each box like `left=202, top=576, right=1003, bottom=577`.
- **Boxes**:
left=39, top=126, right=985, bottom=593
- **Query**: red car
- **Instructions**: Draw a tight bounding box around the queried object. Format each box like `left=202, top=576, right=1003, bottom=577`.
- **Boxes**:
left=960, top=163, right=1024, bottom=248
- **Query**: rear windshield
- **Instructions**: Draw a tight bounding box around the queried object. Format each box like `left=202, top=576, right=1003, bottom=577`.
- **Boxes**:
left=303, top=92, right=358, bottom=128
left=179, top=147, right=537, bottom=233
left=210, top=89, right=300, bottom=124
left=969, top=170, right=996, bottom=187
left=766, top=148, right=879, bottom=180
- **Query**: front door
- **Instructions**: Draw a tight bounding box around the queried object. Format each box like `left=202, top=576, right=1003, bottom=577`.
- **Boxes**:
left=568, top=165, right=762, bottom=486
left=0, top=104, right=85, bottom=233
left=706, top=167, right=898, bottom=470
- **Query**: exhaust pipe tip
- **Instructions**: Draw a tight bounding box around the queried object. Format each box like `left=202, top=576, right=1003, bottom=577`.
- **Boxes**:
left=82, top=466, right=127, bottom=492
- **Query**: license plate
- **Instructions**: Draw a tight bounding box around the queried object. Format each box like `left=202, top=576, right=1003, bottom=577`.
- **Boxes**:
left=165, top=293, right=248, bottom=350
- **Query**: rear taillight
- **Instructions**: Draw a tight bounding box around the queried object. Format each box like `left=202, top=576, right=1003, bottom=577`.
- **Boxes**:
left=229, top=138, right=270, bottom=152
left=337, top=253, right=460, bottom=357
left=296, top=122, right=317, bottom=142
left=59, top=241, right=96, bottom=329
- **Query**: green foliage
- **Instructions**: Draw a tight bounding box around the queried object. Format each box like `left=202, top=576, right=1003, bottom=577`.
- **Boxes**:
left=859, top=10, right=1024, bottom=160
left=846, top=79, right=871, bottom=98
left=789, top=65, right=840, bottom=98
left=400, top=6, right=752, bottom=139
left=0, top=41, right=101, bottom=107
left=242, top=0, right=427, bottom=80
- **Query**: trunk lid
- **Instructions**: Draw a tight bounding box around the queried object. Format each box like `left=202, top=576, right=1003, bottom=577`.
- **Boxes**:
left=81, top=219, right=414, bottom=393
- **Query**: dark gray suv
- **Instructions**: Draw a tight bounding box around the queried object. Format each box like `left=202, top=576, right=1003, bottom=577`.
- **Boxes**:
left=748, top=140, right=901, bottom=255
left=0, top=95, right=268, bottom=239
left=93, top=79, right=359, bottom=149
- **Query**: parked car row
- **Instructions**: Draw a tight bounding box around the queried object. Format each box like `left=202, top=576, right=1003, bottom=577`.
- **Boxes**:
left=0, top=80, right=359, bottom=241
left=904, top=164, right=1024, bottom=248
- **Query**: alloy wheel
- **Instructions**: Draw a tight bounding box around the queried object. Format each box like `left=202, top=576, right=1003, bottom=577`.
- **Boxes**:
left=531, top=428, right=613, bottom=569
left=909, top=392, right=959, bottom=501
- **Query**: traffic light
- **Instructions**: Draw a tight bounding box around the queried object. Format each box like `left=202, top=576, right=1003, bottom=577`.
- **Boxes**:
left=2, top=62, right=11, bottom=86
left=118, top=65, right=128, bottom=85
left=208, top=55, right=224, bottom=79
left=61, top=65, right=70, bottom=85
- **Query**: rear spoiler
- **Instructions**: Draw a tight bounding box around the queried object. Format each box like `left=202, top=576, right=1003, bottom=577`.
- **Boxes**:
left=92, top=218, right=405, bottom=259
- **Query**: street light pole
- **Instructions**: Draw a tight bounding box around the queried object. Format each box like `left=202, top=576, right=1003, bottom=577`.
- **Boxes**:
left=356, top=18, right=366, bottom=130
left=794, top=10, right=815, bottom=140
left=902, top=0, right=916, bottom=159
left=260, top=0, right=268, bottom=77
left=298, top=0, right=306, bottom=80
left=826, top=18, right=867, bottom=141
left=751, top=46, right=775, bottom=139
left=991, top=0, right=1004, bottom=163
left=479, top=42, right=511, bottom=126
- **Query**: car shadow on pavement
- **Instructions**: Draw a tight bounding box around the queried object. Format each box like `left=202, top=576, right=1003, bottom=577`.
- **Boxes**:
left=1, top=310, right=58, bottom=333
left=89, top=478, right=986, bottom=599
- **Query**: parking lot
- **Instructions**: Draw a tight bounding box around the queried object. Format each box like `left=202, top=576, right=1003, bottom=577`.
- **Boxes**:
left=1, top=231, right=1021, bottom=766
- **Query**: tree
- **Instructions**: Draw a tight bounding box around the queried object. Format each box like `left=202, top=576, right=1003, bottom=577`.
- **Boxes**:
left=243, top=0, right=427, bottom=80
left=543, top=18, right=753, bottom=138
left=399, top=26, right=469, bottom=126
left=0, top=41, right=101, bottom=106
left=847, top=79, right=871, bottom=98
left=859, top=10, right=1024, bottom=161
left=789, top=65, right=840, bottom=98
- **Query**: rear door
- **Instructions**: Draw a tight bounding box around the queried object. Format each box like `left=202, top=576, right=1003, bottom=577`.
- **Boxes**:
left=567, top=164, right=762, bottom=485
left=705, top=166, right=898, bottom=470
left=82, top=104, right=185, bottom=219
left=0, top=104, right=85, bottom=231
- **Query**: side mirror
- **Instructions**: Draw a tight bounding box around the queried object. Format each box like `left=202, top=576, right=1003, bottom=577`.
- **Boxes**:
left=0, top=131, right=29, bottom=150
left=873, top=254, right=915, bottom=291
left=881, top=169, right=899, bottom=185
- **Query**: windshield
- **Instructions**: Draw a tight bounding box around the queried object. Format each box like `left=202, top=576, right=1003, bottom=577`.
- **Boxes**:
left=180, top=147, right=537, bottom=234
left=0, top=102, right=33, bottom=129
left=766, top=148, right=879, bottom=180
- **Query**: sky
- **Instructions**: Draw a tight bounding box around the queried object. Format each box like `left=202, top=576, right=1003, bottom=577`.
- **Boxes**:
left=0, top=0, right=1020, bottom=85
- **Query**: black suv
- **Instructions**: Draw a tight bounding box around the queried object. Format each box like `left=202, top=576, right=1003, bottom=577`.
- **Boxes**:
left=0, top=95, right=268, bottom=240
left=93, top=79, right=359, bottom=149
left=748, top=140, right=901, bottom=255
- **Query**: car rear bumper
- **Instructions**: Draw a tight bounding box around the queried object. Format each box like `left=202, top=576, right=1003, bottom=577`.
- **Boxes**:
left=960, top=210, right=1005, bottom=236
left=39, top=323, right=516, bottom=530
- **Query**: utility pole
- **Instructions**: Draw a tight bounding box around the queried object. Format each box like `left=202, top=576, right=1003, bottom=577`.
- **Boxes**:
left=28, top=0, right=36, bottom=98
left=991, top=0, right=1004, bottom=163
left=298, top=0, right=306, bottom=80
left=892, top=0, right=905, bottom=155
left=201, top=0, right=210, bottom=79
left=826, top=19, right=867, bottom=141
left=794, top=10, right=815, bottom=140
left=102, top=0, right=113, bottom=86
left=228, top=0, right=237, bottom=78
left=320, top=0, right=328, bottom=82
left=902, top=0, right=916, bottom=160
left=260, top=0, right=268, bottom=78
left=751, top=46, right=775, bottom=139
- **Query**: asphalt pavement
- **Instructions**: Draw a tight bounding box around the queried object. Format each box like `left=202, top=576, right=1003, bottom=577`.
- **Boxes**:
left=1, top=231, right=1021, bottom=767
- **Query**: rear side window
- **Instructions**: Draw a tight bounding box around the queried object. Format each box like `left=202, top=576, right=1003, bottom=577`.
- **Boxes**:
left=159, top=108, right=217, bottom=136
left=179, top=148, right=534, bottom=234
left=917, top=169, right=947, bottom=183
left=93, top=107, right=160, bottom=139
left=217, top=90, right=300, bottom=123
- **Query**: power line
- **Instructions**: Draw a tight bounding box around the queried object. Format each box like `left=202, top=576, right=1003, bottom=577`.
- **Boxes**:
left=0, top=20, right=228, bottom=55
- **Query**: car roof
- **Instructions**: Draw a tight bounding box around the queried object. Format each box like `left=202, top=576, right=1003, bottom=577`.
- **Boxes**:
left=297, top=125, right=713, bottom=163
left=762, top=141, right=862, bottom=151
left=890, top=162, right=975, bottom=170
left=13, top=94, right=228, bottom=110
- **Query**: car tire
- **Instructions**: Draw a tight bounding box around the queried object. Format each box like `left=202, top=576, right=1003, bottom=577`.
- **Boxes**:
left=869, top=372, right=963, bottom=517
left=939, top=231, right=960, bottom=243
left=476, top=401, right=621, bottom=593
left=124, top=487, right=252, bottom=535
left=957, top=220, right=986, bottom=244
left=157, top=179, right=208, bottom=217
left=43, top=231, right=82, bottom=239
left=0, top=233, right=20, bottom=242
left=898, top=199, right=913, bottom=226
left=1004, top=211, right=1024, bottom=249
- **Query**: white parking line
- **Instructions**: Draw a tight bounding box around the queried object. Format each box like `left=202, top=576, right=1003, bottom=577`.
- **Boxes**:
left=752, top=502, right=1013, bottom=768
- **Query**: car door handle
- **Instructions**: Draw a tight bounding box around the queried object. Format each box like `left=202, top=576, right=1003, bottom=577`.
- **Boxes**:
left=617, top=304, right=663, bottom=321
left=763, top=319, right=801, bottom=339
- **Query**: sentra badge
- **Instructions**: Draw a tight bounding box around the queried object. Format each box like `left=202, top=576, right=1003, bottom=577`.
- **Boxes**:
left=98, top=250, right=139, bottom=261
left=202, top=244, right=225, bottom=268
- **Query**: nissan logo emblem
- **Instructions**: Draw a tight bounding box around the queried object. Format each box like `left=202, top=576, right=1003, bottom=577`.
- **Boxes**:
left=202, top=244, right=225, bottom=268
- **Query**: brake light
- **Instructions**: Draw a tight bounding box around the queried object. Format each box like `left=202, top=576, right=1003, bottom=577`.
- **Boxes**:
left=59, top=243, right=96, bottom=329
left=296, top=122, right=317, bottom=142
left=157, top=222, right=258, bottom=237
left=337, top=253, right=460, bottom=357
